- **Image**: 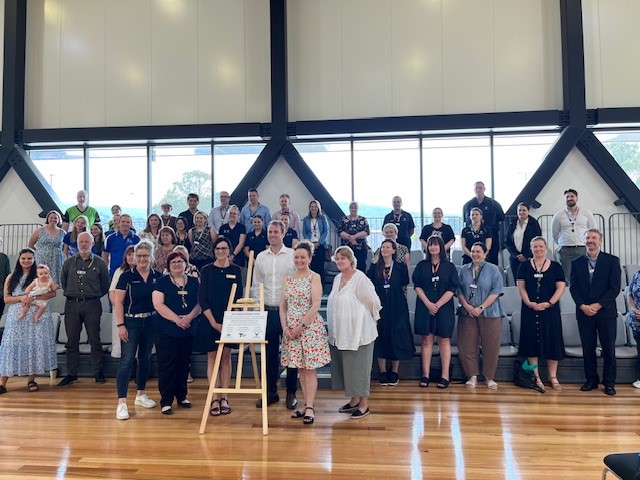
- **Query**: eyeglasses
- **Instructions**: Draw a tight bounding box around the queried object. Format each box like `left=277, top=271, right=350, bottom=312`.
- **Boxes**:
left=169, top=260, right=185, bottom=265
left=215, top=247, right=229, bottom=251
left=135, top=254, right=150, bottom=259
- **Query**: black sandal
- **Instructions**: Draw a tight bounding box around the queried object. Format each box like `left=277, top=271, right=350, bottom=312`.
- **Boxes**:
left=303, top=406, right=315, bottom=425
left=220, top=398, right=231, bottom=415
left=436, top=378, right=450, bottom=389
left=291, top=409, right=305, bottom=419
left=419, top=377, right=430, bottom=388
left=27, top=381, right=39, bottom=392
left=210, top=399, right=221, bottom=416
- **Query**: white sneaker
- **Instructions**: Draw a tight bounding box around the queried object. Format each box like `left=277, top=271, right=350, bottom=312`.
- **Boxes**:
left=116, top=403, right=129, bottom=420
left=135, top=394, right=157, bottom=408
left=633, top=380, right=640, bottom=389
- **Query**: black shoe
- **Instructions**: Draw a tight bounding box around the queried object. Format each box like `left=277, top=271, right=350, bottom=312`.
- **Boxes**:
left=57, top=375, right=78, bottom=387
left=94, top=372, right=106, bottom=384
left=178, top=399, right=193, bottom=408
left=350, top=408, right=370, bottom=419
left=256, top=394, right=280, bottom=408
left=286, top=392, right=297, bottom=410
left=378, top=372, right=388, bottom=386
left=580, top=382, right=598, bottom=391
left=338, top=402, right=359, bottom=413
left=387, top=372, right=399, bottom=386
left=604, top=386, right=617, bottom=396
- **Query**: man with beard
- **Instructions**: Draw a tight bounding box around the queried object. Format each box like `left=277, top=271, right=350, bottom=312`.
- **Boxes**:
left=570, top=229, right=621, bottom=395
left=551, top=189, right=596, bottom=282
left=58, top=232, right=111, bottom=386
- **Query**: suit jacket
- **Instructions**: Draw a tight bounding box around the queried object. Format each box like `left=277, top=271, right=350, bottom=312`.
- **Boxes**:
left=569, top=252, right=621, bottom=319
left=504, top=216, right=542, bottom=260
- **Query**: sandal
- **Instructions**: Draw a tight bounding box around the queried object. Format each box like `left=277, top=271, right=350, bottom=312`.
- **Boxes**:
left=419, top=377, right=430, bottom=388
left=437, top=378, right=450, bottom=389
left=220, top=398, right=231, bottom=415
left=178, top=399, right=192, bottom=408
left=303, top=406, right=315, bottom=425
left=534, top=376, right=545, bottom=393
left=291, top=410, right=305, bottom=419
left=549, top=376, right=562, bottom=391
left=210, top=399, right=221, bottom=416
left=27, top=381, right=38, bottom=392
left=0, top=385, right=7, bottom=394
left=465, top=375, right=477, bottom=389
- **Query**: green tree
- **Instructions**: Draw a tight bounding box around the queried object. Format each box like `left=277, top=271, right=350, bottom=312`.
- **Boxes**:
left=154, top=170, right=212, bottom=213
left=607, top=141, right=640, bottom=187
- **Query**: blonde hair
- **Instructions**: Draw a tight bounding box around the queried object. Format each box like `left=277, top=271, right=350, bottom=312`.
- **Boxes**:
left=334, top=245, right=357, bottom=268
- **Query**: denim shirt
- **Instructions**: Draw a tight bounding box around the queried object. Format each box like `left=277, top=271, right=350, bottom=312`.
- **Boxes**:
left=458, top=261, right=504, bottom=318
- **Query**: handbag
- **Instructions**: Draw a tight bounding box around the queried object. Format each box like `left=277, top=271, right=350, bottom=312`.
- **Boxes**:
left=513, top=359, right=544, bottom=393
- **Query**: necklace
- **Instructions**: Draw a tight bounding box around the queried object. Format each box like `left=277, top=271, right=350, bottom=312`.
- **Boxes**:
left=171, top=274, right=188, bottom=308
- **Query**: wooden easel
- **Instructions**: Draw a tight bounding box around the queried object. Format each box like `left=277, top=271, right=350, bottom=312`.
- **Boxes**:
left=198, top=252, right=269, bottom=436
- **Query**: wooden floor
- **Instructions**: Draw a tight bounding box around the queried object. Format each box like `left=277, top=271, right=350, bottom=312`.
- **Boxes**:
left=0, top=377, right=638, bottom=479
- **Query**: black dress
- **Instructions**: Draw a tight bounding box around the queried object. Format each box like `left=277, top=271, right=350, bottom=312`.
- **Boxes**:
left=517, top=260, right=565, bottom=360
left=460, top=225, right=490, bottom=265
left=367, top=261, right=415, bottom=361
left=218, top=222, right=247, bottom=267
left=412, top=259, right=459, bottom=338
left=195, top=263, right=243, bottom=353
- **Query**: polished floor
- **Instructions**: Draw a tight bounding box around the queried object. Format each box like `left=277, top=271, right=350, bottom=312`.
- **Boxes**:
left=0, top=376, right=637, bottom=479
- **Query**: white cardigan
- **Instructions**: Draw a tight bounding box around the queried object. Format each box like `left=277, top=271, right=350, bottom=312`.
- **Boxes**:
left=326, top=270, right=381, bottom=351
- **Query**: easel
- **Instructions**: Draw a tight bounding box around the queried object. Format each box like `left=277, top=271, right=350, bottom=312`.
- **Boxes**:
left=198, top=251, right=269, bottom=436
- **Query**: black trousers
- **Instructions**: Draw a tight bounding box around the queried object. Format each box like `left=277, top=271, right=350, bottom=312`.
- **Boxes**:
left=577, top=314, right=617, bottom=387
left=64, top=298, right=103, bottom=376
left=265, top=310, right=298, bottom=396
left=310, top=244, right=326, bottom=286
left=154, top=330, right=195, bottom=407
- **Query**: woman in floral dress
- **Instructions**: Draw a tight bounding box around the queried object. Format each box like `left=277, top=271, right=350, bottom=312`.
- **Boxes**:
left=28, top=210, right=65, bottom=283
left=280, top=242, right=330, bottom=425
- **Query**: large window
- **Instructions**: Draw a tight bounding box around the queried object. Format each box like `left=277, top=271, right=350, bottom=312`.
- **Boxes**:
left=493, top=134, right=557, bottom=208
left=88, top=147, right=148, bottom=226
left=595, top=131, right=640, bottom=187
left=213, top=144, right=262, bottom=205
left=30, top=149, right=84, bottom=207
left=151, top=145, right=212, bottom=215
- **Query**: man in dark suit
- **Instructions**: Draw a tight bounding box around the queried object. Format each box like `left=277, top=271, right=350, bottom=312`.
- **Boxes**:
left=569, top=228, right=621, bottom=395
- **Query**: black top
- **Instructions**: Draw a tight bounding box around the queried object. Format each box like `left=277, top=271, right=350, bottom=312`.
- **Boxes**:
left=382, top=210, right=415, bottom=249
left=504, top=216, right=542, bottom=259
left=460, top=225, right=491, bottom=264
left=178, top=209, right=198, bottom=231
left=245, top=230, right=269, bottom=256
left=283, top=228, right=299, bottom=248
left=199, top=263, right=244, bottom=322
left=338, top=216, right=370, bottom=249
left=116, top=267, right=164, bottom=315
left=420, top=224, right=455, bottom=248
left=462, top=196, right=505, bottom=231
left=153, top=275, right=199, bottom=337
left=218, top=222, right=247, bottom=267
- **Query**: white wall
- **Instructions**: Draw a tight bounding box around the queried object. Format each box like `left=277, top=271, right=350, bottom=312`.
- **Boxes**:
left=0, top=168, right=43, bottom=224
left=254, top=156, right=315, bottom=216
left=24, top=0, right=271, bottom=128
left=583, top=0, right=640, bottom=109
left=288, top=0, right=563, bottom=121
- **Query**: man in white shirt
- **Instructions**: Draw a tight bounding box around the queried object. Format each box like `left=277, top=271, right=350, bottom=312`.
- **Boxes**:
left=551, top=188, right=596, bottom=282
left=251, top=220, right=297, bottom=409
left=208, top=191, right=231, bottom=232
left=272, top=193, right=301, bottom=235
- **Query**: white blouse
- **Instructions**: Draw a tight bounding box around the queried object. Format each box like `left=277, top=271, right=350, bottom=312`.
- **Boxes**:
left=326, top=270, right=381, bottom=351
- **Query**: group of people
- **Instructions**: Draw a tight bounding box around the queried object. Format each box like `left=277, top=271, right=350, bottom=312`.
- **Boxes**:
left=0, top=182, right=630, bottom=425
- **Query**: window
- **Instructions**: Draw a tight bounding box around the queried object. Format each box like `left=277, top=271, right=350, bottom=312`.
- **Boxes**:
left=595, top=131, right=640, bottom=187
left=152, top=145, right=212, bottom=215
left=30, top=149, right=84, bottom=207
left=213, top=144, right=262, bottom=204
left=295, top=141, right=352, bottom=207
left=87, top=147, right=147, bottom=227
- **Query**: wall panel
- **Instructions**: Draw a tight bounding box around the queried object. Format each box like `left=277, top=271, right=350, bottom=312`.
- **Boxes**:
left=244, top=0, right=270, bottom=122
left=390, top=0, right=443, bottom=116
left=105, top=0, right=151, bottom=126
left=288, top=0, right=343, bottom=121
left=59, top=0, right=106, bottom=127
left=0, top=0, right=4, bottom=131
left=341, top=0, right=392, bottom=118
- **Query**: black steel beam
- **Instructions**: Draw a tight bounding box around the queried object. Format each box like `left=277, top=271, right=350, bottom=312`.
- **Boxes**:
left=293, top=110, right=563, bottom=137
left=559, top=0, right=586, bottom=126
left=577, top=130, right=640, bottom=214
left=229, top=139, right=287, bottom=208
left=7, top=147, right=61, bottom=216
left=280, top=142, right=344, bottom=221
left=506, top=126, right=585, bottom=215
left=270, top=0, right=288, bottom=140
left=21, top=123, right=264, bottom=146
left=596, top=108, right=640, bottom=125
left=1, top=0, right=26, bottom=148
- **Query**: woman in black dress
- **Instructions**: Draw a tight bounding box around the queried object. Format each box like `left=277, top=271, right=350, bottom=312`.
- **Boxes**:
left=152, top=251, right=201, bottom=415
left=413, top=235, right=459, bottom=388
left=517, top=236, right=565, bottom=392
left=504, top=202, right=542, bottom=281
left=460, top=207, right=491, bottom=265
left=419, top=207, right=456, bottom=259
left=198, top=237, right=243, bottom=416
left=217, top=206, right=247, bottom=267
left=367, top=239, right=414, bottom=386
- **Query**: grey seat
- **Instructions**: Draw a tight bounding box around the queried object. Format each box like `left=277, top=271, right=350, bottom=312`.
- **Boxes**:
left=561, top=312, right=584, bottom=357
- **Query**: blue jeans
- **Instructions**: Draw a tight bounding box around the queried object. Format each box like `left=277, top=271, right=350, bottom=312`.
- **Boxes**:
left=116, top=317, right=154, bottom=398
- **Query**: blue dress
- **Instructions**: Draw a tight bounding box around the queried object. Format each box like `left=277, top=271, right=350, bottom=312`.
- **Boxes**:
left=0, top=276, right=58, bottom=376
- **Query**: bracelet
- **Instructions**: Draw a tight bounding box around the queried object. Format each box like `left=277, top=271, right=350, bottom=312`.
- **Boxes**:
left=116, top=323, right=125, bottom=327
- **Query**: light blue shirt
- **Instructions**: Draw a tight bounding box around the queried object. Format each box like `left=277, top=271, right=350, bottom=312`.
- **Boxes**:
left=457, top=262, right=504, bottom=318
left=239, top=203, right=271, bottom=233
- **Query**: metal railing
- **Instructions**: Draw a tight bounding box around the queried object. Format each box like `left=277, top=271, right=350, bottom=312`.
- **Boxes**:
left=0, top=224, right=41, bottom=256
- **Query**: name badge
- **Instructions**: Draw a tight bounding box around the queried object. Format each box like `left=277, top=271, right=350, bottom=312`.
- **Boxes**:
left=194, top=241, right=200, bottom=246
left=226, top=274, right=236, bottom=279
left=534, top=273, right=543, bottom=279
left=77, top=270, right=86, bottom=275
left=470, top=283, right=478, bottom=289
left=383, top=284, right=390, bottom=289
left=178, top=291, right=188, bottom=296
left=432, top=276, right=440, bottom=283
left=589, top=268, right=595, bottom=275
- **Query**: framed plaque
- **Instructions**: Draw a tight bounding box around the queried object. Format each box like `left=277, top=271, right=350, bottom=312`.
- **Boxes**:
left=220, top=310, right=268, bottom=342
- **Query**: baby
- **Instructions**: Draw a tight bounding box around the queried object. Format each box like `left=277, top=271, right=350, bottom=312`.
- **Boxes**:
left=18, top=264, right=58, bottom=322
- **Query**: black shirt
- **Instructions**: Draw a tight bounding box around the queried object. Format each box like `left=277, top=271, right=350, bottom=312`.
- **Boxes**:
left=116, top=267, right=164, bottom=315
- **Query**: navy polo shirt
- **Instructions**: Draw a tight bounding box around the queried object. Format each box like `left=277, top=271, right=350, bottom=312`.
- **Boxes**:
left=103, top=230, right=140, bottom=276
